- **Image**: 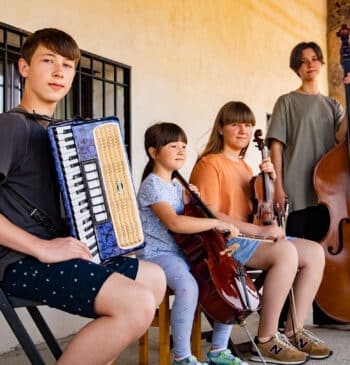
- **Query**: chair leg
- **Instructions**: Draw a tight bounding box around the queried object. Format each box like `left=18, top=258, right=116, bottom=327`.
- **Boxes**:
left=138, top=330, right=149, bottom=365
left=191, top=303, right=202, bottom=359
left=27, top=306, right=62, bottom=360
left=158, top=292, right=170, bottom=365
left=0, top=290, right=46, bottom=365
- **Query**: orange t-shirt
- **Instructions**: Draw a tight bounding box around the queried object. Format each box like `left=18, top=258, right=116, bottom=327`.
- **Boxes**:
left=190, top=154, right=253, bottom=222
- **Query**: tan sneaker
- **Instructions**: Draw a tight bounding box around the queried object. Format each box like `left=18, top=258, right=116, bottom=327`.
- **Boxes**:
left=288, top=328, right=332, bottom=359
left=250, top=332, right=308, bottom=364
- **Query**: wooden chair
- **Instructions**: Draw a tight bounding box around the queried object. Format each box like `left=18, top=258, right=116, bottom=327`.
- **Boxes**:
left=138, top=287, right=202, bottom=365
left=0, top=286, right=62, bottom=365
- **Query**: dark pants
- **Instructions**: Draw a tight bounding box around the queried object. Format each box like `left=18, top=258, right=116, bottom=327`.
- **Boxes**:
left=279, top=205, right=342, bottom=326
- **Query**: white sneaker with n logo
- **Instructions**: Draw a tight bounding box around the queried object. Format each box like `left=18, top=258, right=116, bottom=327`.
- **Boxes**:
left=250, top=332, right=308, bottom=364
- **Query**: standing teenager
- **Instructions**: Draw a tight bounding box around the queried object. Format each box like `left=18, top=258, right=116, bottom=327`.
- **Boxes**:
left=266, top=41, right=350, bottom=327
left=0, top=28, right=166, bottom=365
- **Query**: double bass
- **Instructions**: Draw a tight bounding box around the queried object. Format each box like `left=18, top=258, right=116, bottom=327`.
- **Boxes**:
left=173, top=171, right=261, bottom=324
left=314, top=24, right=350, bottom=322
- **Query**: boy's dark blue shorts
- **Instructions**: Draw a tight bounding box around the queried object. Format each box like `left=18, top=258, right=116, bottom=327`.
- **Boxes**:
left=2, top=255, right=139, bottom=318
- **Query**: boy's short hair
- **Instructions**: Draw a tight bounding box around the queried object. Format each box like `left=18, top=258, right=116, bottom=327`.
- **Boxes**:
left=21, top=28, right=81, bottom=65
left=289, top=41, right=324, bottom=76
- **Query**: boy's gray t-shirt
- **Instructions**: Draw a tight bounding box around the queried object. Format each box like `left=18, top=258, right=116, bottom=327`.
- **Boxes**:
left=266, top=91, right=344, bottom=212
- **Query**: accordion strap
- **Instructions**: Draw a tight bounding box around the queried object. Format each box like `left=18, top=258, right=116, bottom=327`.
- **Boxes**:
left=5, top=184, right=58, bottom=235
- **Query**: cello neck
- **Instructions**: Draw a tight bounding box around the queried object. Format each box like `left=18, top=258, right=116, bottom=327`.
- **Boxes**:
left=173, top=170, right=216, bottom=218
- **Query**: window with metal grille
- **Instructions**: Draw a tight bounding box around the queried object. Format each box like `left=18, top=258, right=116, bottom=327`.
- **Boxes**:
left=0, top=22, right=131, bottom=155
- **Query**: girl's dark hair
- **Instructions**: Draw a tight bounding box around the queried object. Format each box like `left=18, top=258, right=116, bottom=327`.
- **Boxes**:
left=198, top=101, right=256, bottom=160
left=21, top=28, right=81, bottom=65
left=141, top=122, right=187, bottom=181
left=289, top=42, right=324, bottom=76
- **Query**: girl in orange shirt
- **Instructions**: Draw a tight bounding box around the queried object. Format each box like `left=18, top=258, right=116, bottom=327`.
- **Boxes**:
left=191, top=101, right=331, bottom=364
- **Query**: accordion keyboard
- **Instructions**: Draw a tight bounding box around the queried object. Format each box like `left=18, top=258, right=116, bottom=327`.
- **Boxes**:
left=48, top=118, right=144, bottom=263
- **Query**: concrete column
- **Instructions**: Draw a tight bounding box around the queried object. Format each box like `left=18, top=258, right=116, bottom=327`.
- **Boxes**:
left=327, top=0, right=350, bottom=104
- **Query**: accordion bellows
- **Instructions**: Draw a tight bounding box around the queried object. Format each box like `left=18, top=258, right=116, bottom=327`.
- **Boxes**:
left=48, top=117, right=144, bottom=263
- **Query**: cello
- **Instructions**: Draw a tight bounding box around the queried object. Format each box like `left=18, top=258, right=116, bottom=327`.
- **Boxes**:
left=173, top=171, right=261, bottom=324
left=314, top=24, right=350, bottom=322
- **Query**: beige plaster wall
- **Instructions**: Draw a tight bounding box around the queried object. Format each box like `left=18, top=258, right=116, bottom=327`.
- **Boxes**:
left=1, top=0, right=327, bottom=353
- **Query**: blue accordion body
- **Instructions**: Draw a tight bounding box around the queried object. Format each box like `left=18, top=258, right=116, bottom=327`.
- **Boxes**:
left=47, top=117, right=144, bottom=263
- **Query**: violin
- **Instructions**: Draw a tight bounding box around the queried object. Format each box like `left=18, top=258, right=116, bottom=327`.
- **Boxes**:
left=314, top=24, right=350, bottom=322
left=250, top=129, right=286, bottom=227
left=173, top=171, right=261, bottom=324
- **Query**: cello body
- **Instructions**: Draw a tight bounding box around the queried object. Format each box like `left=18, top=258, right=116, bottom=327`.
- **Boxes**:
left=173, top=173, right=261, bottom=324
left=314, top=24, right=350, bottom=322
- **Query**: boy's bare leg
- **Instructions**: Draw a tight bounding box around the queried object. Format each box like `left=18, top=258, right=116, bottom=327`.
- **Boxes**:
left=57, top=265, right=166, bottom=365
left=247, top=240, right=299, bottom=340
left=135, top=260, right=167, bottom=306
left=284, top=238, right=325, bottom=333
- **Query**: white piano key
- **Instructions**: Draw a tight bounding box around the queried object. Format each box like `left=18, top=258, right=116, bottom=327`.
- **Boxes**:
left=87, top=180, right=100, bottom=189
left=92, top=256, right=101, bottom=264
left=64, top=166, right=81, bottom=178
left=90, top=246, right=99, bottom=257
left=90, top=187, right=102, bottom=197
left=78, top=202, right=89, bottom=212
left=85, top=236, right=97, bottom=248
left=55, top=132, right=74, bottom=141
left=62, top=158, right=79, bottom=168
left=70, top=197, right=88, bottom=209
left=69, top=190, right=87, bottom=202
left=91, top=253, right=100, bottom=264
left=91, top=196, right=104, bottom=205
left=95, top=212, right=108, bottom=222
left=66, top=177, right=84, bottom=189
left=85, top=171, right=99, bottom=180
left=92, top=204, right=105, bottom=214
left=57, top=139, right=75, bottom=149
left=59, top=149, right=78, bottom=160
left=83, top=163, right=97, bottom=172
left=55, top=126, right=72, bottom=134
left=84, top=227, right=94, bottom=237
left=74, top=215, right=92, bottom=228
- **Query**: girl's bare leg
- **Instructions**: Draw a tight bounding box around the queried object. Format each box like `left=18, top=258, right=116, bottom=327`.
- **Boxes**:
left=284, top=238, right=325, bottom=334
left=247, top=240, right=298, bottom=340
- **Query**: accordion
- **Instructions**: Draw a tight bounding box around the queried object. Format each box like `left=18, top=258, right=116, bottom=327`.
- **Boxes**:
left=47, top=117, right=144, bottom=264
